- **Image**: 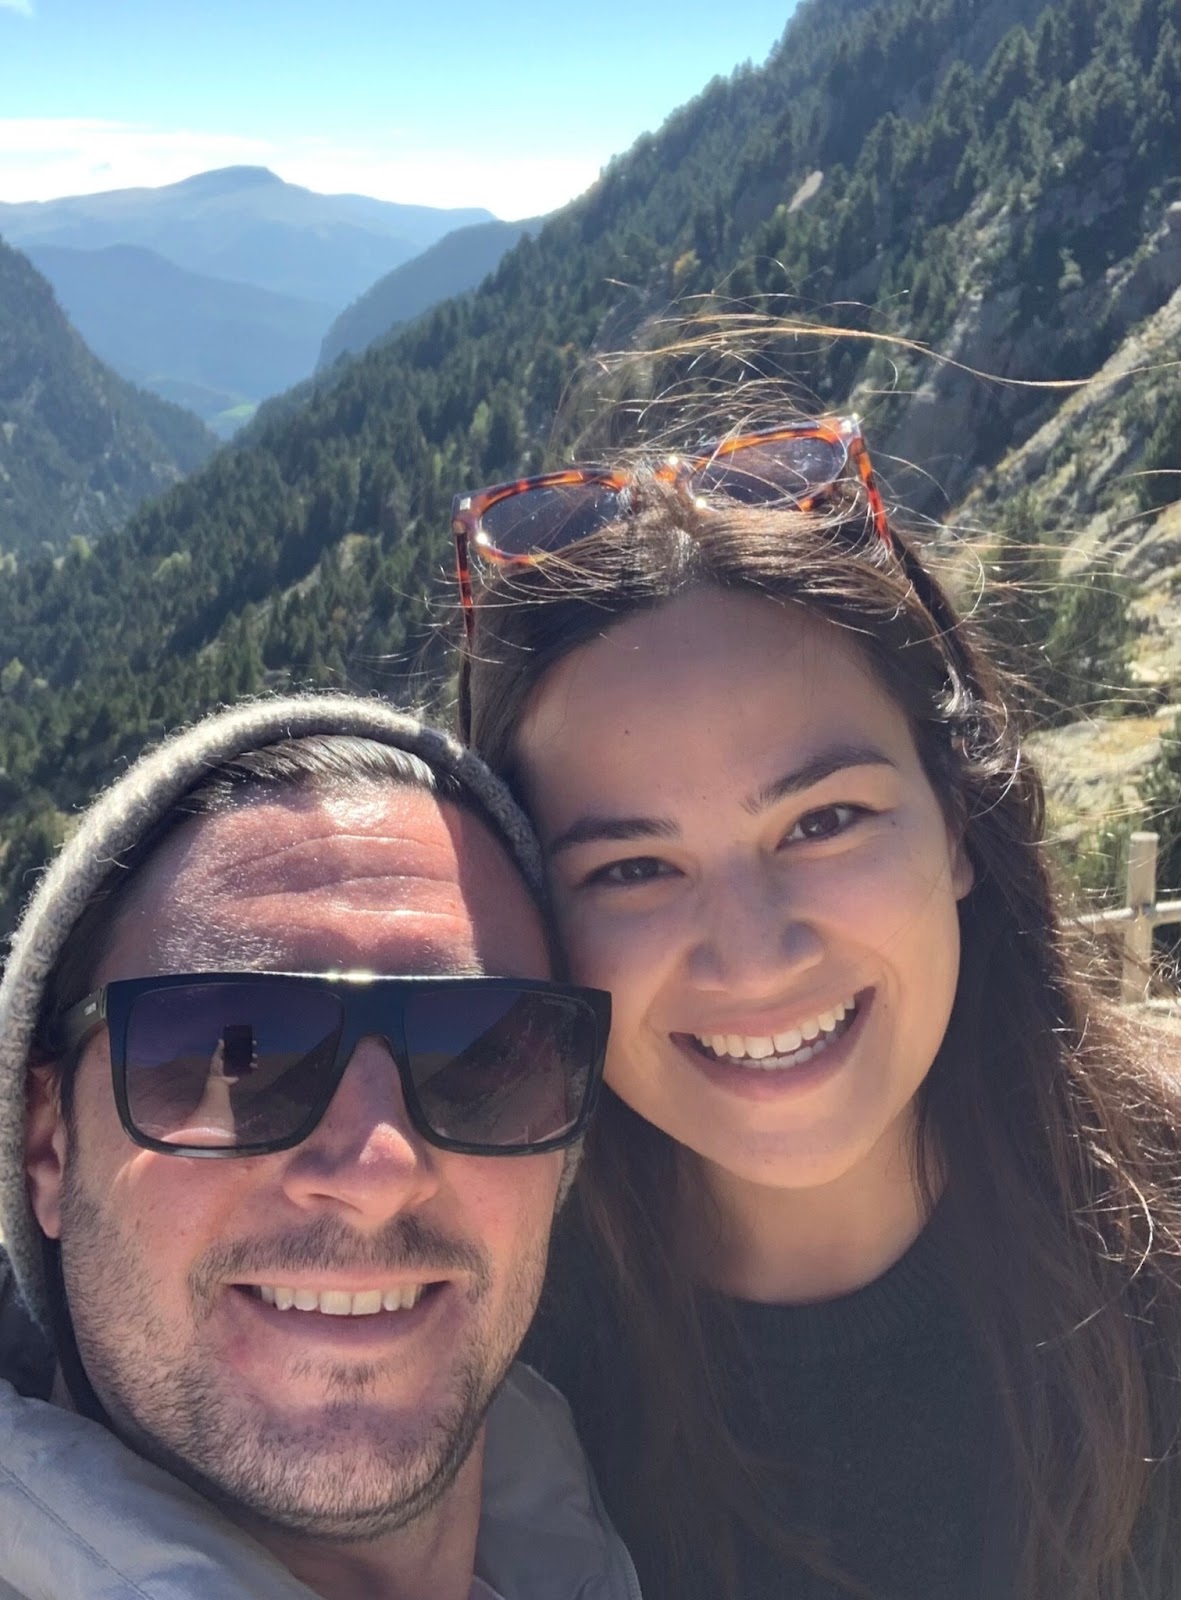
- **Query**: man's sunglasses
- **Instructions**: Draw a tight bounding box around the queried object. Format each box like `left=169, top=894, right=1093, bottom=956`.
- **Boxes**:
left=451, top=415, right=891, bottom=638
left=56, top=972, right=610, bottom=1159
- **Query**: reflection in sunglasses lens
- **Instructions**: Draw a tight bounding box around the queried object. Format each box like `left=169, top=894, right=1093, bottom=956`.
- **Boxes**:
left=405, top=989, right=592, bottom=1146
left=125, top=983, right=341, bottom=1148
left=480, top=483, right=630, bottom=556
left=693, top=436, right=847, bottom=505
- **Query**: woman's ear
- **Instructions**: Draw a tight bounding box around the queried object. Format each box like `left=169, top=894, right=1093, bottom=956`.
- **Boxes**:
left=943, top=802, right=975, bottom=902
left=952, top=835, right=975, bottom=901
left=25, top=1065, right=68, bottom=1241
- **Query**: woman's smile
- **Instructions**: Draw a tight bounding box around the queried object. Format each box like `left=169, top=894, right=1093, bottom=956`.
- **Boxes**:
left=679, top=986, right=864, bottom=1068
left=666, top=988, right=874, bottom=1106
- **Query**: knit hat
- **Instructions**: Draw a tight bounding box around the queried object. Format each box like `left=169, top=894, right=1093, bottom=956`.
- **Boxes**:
left=0, top=693, right=545, bottom=1329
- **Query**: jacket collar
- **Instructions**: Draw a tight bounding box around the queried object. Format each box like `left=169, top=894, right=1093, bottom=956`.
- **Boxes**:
left=0, top=1363, right=641, bottom=1599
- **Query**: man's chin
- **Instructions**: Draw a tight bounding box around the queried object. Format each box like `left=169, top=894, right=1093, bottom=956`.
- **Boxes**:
left=120, top=1376, right=492, bottom=1543
left=215, top=1454, right=475, bottom=1545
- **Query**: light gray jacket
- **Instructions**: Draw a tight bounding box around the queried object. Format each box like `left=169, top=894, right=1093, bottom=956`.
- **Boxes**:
left=0, top=1364, right=642, bottom=1600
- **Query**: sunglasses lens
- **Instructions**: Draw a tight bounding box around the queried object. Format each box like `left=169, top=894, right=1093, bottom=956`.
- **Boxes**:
left=478, top=481, right=630, bottom=558
left=402, top=987, right=597, bottom=1148
left=124, top=982, right=342, bottom=1149
left=691, top=434, right=848, bottom=505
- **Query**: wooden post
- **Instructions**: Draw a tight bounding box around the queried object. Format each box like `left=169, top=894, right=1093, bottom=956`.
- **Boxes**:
left=1121, top=831, right=1159, bottom=1004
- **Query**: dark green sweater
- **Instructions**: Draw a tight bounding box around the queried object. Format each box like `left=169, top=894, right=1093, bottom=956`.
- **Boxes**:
left=523, top=1211, right=1017, bottom=1600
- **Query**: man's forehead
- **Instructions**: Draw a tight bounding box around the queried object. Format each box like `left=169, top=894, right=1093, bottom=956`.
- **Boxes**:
left=98, top=784, right=550, bottom=982
left=174, top=786, right=470, bottom=897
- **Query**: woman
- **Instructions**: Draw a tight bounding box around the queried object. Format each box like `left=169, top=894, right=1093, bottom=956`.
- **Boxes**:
left=453, top=416, right=1181, bottom=1600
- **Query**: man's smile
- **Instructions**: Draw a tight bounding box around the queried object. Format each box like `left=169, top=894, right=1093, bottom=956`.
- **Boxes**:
left=244, top=1282, right=430, bottom=1315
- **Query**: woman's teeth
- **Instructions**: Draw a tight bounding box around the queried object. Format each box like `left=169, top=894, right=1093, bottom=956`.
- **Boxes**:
left=693, top=998, right=857, bottom=1070
left=251, top=1284, right=426, bottom=1315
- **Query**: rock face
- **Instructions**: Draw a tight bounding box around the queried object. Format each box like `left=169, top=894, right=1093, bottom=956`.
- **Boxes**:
left=946, top=267, right=1181, bottom=865
left=955, top=280, right=1181, bottom=592
left=871, top=202, right=1181, bottom=519
left=1029, top=707, right=1180, bottom=836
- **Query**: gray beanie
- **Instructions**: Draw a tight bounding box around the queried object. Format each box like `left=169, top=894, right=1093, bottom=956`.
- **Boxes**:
left=0, top=692, right=545, bottom=1329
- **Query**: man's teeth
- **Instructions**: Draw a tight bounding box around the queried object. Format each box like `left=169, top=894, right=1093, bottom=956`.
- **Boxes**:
left=694, top=998, right=857, bottom=1069
left=253, top=1284, right=426, bottom=1315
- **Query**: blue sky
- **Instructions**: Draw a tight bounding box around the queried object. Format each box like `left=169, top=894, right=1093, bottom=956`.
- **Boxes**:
left=0, top=0, right=797, bottom=217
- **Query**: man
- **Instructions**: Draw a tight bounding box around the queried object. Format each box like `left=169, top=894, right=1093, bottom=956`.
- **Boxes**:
left=0, top=695, right=638, bottom=1600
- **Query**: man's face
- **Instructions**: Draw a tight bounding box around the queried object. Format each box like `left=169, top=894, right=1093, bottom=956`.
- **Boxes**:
left=25, top=783, right=562, bottom=1540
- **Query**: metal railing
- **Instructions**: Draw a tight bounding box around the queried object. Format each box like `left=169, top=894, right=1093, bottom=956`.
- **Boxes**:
left=1074, top=831, right=1181, bottom=1003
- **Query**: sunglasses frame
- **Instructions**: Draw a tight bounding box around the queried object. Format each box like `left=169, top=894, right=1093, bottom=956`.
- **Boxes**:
left=57, top=971, right=610, bottom=1160
left=451, top=415, right=891, bottom=640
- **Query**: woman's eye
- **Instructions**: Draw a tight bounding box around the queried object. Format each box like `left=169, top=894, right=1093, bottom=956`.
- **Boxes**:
left=584, top=856, right=676, bottom=887
left=784, top=804, right=865, bottom=843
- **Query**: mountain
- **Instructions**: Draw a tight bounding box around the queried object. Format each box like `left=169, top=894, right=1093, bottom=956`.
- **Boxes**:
left=0, top=167, right=495, bottom=307
left=0, top=0, right=1177, bottom=929
left=0, top=236, right=217, bottom=557
left=318, top=217, right=544, bottom=371
left=2, top=169, right=499, bottom=438
left=26, top=243, right=336, bottom=436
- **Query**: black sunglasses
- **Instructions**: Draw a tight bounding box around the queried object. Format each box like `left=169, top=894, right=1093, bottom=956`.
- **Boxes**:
left=57, top=972, right=610, bottom=1159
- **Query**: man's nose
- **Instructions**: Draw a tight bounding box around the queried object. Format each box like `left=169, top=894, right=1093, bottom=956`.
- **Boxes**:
left=686, top=863, right=824, bottom=995
left=278, top=1036, right=440, bottom=1221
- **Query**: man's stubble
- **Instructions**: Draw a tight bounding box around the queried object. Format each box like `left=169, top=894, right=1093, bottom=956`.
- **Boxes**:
left=57, top=1152, right=548, bottom=1542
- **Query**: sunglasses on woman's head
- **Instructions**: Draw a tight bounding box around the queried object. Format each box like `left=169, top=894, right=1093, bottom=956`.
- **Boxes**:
left=56, top=972, right=610, bottom=1158
left=451, top=415, right=892, bottom=639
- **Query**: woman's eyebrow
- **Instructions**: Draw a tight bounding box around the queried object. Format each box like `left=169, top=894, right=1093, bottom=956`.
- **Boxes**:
left=744, top=742, right=898, bottom=814
left=545, top=743, right=897, bottom=856
left=547, top=813, right=679, bottom=857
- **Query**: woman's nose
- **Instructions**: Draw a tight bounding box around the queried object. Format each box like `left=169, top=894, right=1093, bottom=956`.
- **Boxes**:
left=686, top=865, right=823, bottom=994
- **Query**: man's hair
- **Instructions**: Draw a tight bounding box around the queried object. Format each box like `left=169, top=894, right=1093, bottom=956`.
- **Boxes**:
left=0, top=694, right=546, bottom=1329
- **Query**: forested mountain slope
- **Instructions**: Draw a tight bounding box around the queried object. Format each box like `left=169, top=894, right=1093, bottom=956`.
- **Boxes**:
left=0, top=0, right=1177, bottom=929
left=0, top=238, right=217, bottom=558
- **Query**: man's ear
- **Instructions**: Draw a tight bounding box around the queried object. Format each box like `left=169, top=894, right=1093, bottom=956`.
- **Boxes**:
left=25, top=1065, right=68, bottom=1241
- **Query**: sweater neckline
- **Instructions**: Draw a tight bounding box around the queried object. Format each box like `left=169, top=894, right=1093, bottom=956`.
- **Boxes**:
left=717, top=1205, right=956, bottom=1365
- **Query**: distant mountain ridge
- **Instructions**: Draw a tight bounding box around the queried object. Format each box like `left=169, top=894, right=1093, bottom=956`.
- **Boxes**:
left=0, top=168, right=495, bottom=305
left=0, top=236, right=216, bottom=555
left=318, top=216, right=545, bottom=370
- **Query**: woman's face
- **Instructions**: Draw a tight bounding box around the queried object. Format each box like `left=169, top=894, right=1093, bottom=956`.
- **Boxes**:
left=513, top=587, right=973, bottom=1197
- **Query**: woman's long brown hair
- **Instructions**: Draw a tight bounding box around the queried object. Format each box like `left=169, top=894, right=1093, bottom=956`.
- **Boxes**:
left=462, top=478, right=1181, bottom=1600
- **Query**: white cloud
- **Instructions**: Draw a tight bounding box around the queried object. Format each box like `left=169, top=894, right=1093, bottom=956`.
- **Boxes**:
left=0, top=118, right=599, bottom=219
left=0, top=0, right=34, bottom=15
left=0, top=120, right=274, bottom=202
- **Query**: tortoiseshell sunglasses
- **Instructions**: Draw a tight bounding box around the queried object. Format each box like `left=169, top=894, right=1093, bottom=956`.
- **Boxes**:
left=451, top=415, right=891, bottom=638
